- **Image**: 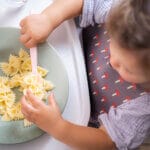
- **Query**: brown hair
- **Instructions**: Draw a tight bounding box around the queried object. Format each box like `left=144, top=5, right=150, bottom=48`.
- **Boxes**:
left=106, top=0, right=150, bottom=80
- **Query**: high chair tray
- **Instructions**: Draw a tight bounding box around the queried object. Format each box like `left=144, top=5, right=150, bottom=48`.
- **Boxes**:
left=0, top=0, right=90, bottom=149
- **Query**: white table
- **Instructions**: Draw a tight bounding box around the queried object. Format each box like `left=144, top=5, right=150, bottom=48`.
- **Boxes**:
left=0, top=0, right=90, bottom=150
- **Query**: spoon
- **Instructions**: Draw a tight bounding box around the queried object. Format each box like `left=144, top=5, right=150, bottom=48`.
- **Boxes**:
left=30, top=46, right=38, bottom=75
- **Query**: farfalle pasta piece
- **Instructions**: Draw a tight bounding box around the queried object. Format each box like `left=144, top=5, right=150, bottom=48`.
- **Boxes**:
left=9, top=55, right=20, bottom=67
left=0, top=62, right=13, bottom=76
left=1, top=113, right=11, bottom=121
left=24, top=119, right=33, bottom=127
left=1, top=102, right=24, bottom=121
left=0, top=76, right=9, bottom=88
left=20, top=57, right=31, bottom=74
left=37, top=66, right=48, bottom=77
left=19, top=48, right=29, bottom=58
left=0, top=87, right=15, bottom=115
left=43, top=79, right=54, bottom=91
left=9, top=74, right=22, bottom=88
left=0, top=55, right=20, bottom=76
left=22, top=73, right=46, bottom=99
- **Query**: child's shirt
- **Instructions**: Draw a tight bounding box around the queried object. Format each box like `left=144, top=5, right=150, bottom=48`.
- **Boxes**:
left=100, top=94, right=150, bottom=150
left=80, top=0, right=119, bottom=27
left=80, top=0, right=150, bottom=149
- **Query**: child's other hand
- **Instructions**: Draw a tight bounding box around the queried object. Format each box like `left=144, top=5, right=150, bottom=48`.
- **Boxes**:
left=20, top=14, right=52, bottom=48
left=21, top=90, right=62, bottom=133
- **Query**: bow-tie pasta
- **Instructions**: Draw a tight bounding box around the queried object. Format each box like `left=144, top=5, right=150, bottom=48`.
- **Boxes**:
left=0, top=49, right=54, bottom=126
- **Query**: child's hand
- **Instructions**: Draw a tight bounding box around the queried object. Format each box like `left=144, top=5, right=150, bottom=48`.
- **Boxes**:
left=21, top=90, right=62, bottom=133
left=20, top=14, right=52, bottom=48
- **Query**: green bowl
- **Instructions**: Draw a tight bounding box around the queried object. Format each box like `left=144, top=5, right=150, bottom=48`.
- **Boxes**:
left=0, top=27, right=69, bottom=144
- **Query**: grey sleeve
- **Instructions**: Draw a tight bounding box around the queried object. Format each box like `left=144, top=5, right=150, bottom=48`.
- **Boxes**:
left=80, top=0, right=119, bottom=27
left=99, top=94, right=150, bottom=150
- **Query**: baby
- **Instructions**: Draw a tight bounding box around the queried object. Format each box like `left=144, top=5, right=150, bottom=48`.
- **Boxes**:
left=20, top=0, right=150, bottom=149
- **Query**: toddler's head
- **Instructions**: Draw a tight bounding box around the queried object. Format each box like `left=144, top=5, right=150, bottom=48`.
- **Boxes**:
left=106, top=0, right=150, bottom=90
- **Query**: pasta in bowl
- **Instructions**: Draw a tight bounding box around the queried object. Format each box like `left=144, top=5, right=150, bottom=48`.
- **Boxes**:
left=0, top=27, right=69, bottom=144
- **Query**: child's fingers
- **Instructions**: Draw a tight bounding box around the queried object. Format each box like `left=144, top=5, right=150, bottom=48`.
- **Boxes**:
left=20, top=18, right=26, bottom=27
left=20, top=33, right=31, bottom=44
left=48, top=93, right=57, bottom=107
left=24, top=39, right=36, bottom=48
left=26, top=90, right=42, bottom=108
left=20, top=26, right=27, bottom=34
left=21, top=96, right=36, bottom=116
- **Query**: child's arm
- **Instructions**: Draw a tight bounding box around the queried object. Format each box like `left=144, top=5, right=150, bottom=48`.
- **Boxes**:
left=21, top=90, right=116, bottom=150
left=20, top=0, right=83, bottom=48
